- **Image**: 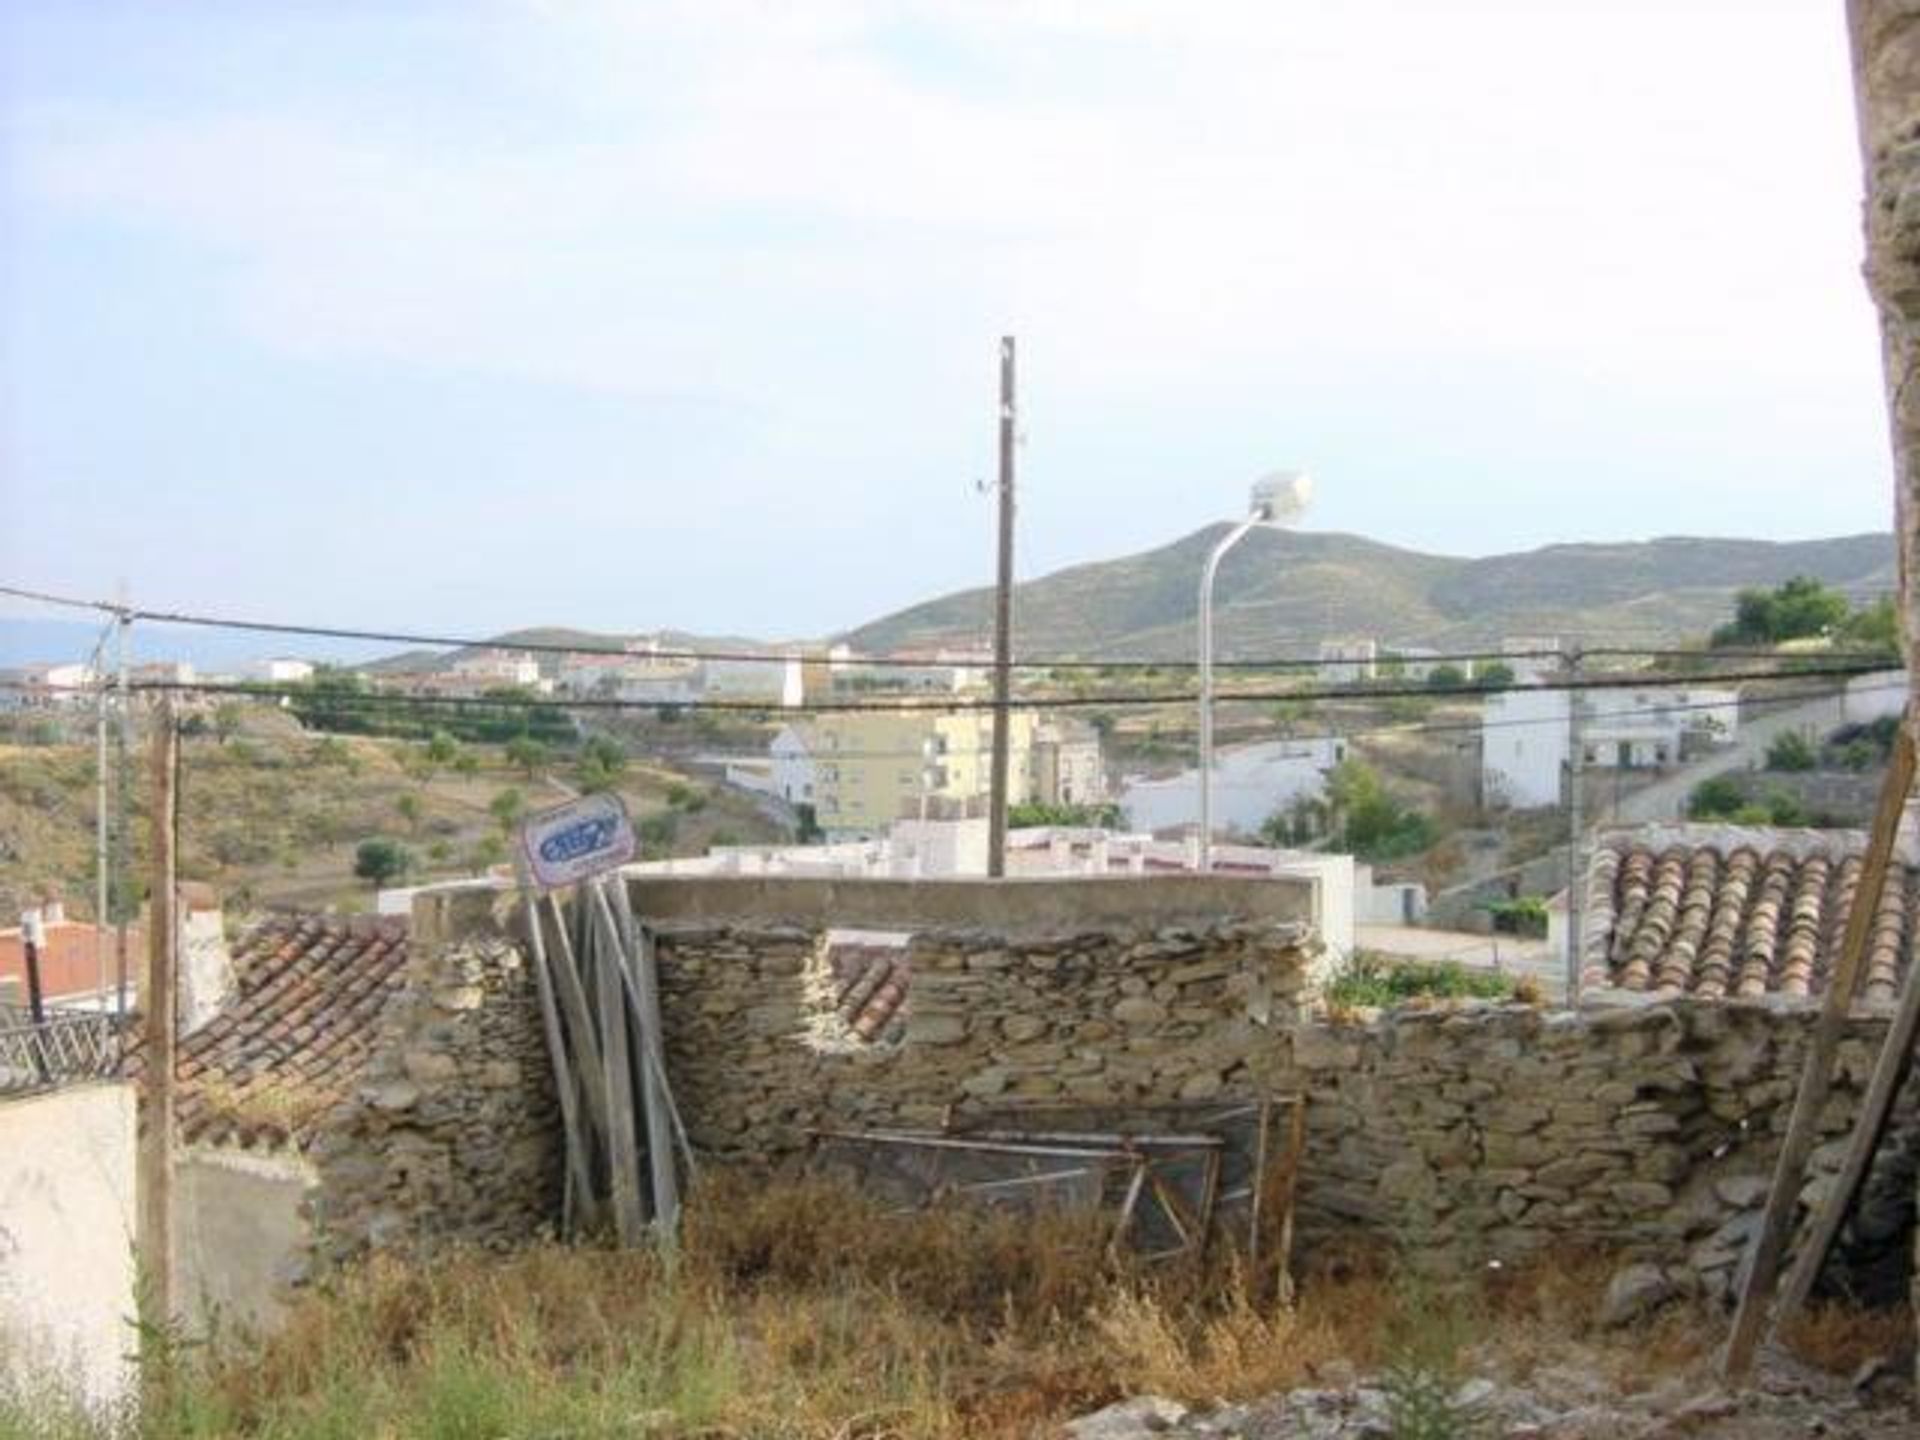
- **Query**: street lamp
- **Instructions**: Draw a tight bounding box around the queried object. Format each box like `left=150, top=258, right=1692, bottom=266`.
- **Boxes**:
left=1198, top=470, right=1312, bottom=872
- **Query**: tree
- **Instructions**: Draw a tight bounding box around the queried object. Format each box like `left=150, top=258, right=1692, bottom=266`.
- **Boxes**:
left=1837, top=595, right=1901, bottom=657
left=505, top=735, right=549, bottom=779
left=425, top=730, right=460, bottom=767
left=1322, top=759, right=1438, bottom=862
left=1764, top=731, right=1817, bottom=773
left=489, top=787, right=526, bottom=834
left=1474, top=661, right=1515, bottom=691
left=1425, top=664, right=1468, bottom=691
left=1686, top=776, right=1747, bottom=820
left=1711, top=576, right=1851, bottom=648
left=212, top=702, right=245, bottom=746
left=353, top=837, right=412, bottom=889
left=452, top=750, right=480, bottom=778
left=576, top=735, right=628, bottom=793
left=467, top=834, right=507, bottom=871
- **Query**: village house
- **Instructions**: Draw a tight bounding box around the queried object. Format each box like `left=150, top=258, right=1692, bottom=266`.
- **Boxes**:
left=1481, top=683, right=1740, bottom=809
left=1315, top=638, right=1377, bottom=684
left=1119, top=735, right=1347, bottom=836
left=448, top=648, right=541, bottom=689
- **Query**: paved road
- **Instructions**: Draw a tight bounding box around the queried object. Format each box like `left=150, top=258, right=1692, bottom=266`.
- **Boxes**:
left=1595, top=689, right=1855, bottom=827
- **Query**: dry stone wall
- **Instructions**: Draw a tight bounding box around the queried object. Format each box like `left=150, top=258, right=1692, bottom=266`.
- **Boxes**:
left=655, top=918, right=1314, bottom=1159
left=1281, top=1000, right=1917, bottom=1304
left=286, top=877, right=1913, bottom=1322
left=304, top=889, right=560, bottom=1266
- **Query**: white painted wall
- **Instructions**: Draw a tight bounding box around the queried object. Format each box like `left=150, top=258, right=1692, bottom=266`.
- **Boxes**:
left=0, top=1084, right=137, bottom=1414
left=1119, top=738, right=1346, bottom=835
left=770, top=726, right=817, bottom=804
left=1482, top=687, right=1569, bottom=808
left=1844, top=669, right=1908, bottom=726
left=177, top=1148, right=316, bottom=1333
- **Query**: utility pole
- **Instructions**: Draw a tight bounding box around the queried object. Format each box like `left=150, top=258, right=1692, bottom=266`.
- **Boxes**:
left=114, top=601, right=133, bottom=1028
left=140, top=694, right=179, bottom=1351
left=987, top=335, right=1016, bottom=877
left=1565, top=646, right=1585, bottom=1003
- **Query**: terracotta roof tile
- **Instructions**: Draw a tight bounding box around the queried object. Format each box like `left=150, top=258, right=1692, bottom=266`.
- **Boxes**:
left=1583, top=828, right=1917, bottom=1004
left=132, top=913, right=409, bottom=1149
left=826, top=941, right=910, bottom=1043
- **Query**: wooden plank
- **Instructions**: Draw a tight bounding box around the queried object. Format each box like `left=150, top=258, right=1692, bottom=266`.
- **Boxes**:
left=602, top=878, right=682, bottom=1234
left=1777, top=839, right=1920, bottom=1321
left=1721, top=718, right=1915, bottom=1377
left=543, top=892, right=609, bottom=1143
left=587, top=880, right=648, bottom=1244
left=513, top=852, right=596, bottom=1237
left=1270, top=1098, right=1307, bottom=1305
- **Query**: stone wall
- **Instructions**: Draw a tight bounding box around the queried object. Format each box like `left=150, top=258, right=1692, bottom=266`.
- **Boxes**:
left=1281, top=1000, right=1917, bottom=1304
left=286, top=874, right=1914, bottom=1324
left=655, top=917, right=1314, bottom=1160
left=304, top=889, right=560, bottom=1266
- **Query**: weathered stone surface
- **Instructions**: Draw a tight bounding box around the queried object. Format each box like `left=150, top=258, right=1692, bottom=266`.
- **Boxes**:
left=1599, top=1262, right=1680, bottom=1327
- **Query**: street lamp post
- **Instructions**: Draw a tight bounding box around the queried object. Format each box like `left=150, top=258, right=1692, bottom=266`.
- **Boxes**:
left=1197, top=471, right=1312, bottom=872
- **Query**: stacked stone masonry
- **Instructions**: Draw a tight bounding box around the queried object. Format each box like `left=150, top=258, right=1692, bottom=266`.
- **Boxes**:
left=1284, top=1000, right=1918, bottom=1304
left=288, top=881, right=1914, bottom=1322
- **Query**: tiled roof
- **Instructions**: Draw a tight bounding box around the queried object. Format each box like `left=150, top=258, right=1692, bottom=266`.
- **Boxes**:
left=165, top=914, right=410, bottom=1149
left=1581, top=827, right=1916, bottom=1004
left=826, top=940, right=910, bottom=1043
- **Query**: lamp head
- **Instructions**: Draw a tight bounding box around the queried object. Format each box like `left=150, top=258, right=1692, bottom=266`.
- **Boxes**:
left=1249, top=470, right=1312, bottom=526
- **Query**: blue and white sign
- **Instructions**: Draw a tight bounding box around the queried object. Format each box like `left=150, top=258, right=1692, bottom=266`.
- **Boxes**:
left=520, top=793, right=637, bottom=888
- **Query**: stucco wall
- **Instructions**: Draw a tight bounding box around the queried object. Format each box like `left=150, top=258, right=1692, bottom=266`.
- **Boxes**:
left=0, top=1083, right=136, bottom=1413
left=177, top=1147, right=315, bottom=1332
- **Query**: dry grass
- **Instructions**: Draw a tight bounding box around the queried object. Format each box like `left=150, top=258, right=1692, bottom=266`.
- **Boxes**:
left=1781, top=1300, right=1917, bottom=1377
left=9, top=1178, right=1911, bottom=1440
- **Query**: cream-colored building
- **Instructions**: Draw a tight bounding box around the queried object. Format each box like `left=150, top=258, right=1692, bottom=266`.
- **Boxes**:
left=800, top=710, right=1045, bottom=836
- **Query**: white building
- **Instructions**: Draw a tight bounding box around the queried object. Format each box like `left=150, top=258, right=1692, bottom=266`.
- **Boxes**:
left=1385, top=646, right=1443, bottom=682
left=248, top=658, right=313, bottom=684
left=703, top=656, right=786, bottom=700
left=1317, top=639, right=1378, bottom=684
left=450, top=649, right=540, bottom=688
left=1843, top=668, right=1908, bottom=726
left=20, top=662, right=96, bottom=702
left=1481, top=684, right=1742, bottom=809
left=770, top=725, right=818, bottom=806
left=1119, top=736, right=1347, bottom=836
left=1499, top=637, right=1562, bottom=684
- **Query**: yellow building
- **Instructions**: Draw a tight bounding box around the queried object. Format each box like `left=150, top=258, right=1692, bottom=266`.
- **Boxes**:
left=806, top=710, right=1041, bottom=835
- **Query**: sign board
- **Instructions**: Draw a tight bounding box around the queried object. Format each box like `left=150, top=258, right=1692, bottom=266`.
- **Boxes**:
left=519, top=792, right=637, bottom=889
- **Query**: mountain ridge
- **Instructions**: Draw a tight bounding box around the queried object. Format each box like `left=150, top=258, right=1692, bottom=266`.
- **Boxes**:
left=837, top=529, right=1897, bottom=660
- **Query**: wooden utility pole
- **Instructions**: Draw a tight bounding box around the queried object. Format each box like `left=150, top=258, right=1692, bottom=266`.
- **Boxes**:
left=140, top=694, right=179, bottom=1343
left=1721, top=720, right=1915, bottom=1378
left=986, top=335, right=1016, bottom=877
left=1564, top=647, right=1585, bottom=1002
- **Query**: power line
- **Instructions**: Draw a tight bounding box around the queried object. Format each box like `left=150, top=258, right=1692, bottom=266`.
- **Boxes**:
left=3, top=656, right=1875, bottom=716
left=15, top=579, right=1891, bottom=675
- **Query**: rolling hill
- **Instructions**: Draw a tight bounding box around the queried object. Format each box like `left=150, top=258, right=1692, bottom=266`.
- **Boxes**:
left=838, top=530, right=1898, bottom=661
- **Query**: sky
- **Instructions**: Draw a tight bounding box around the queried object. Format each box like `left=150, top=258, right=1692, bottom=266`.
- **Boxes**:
left=0, top=0, right=1895, bottom=646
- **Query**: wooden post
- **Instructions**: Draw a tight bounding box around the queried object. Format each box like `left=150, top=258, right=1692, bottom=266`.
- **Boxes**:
left=513, top=851, right=595, bottom=1237
left=140, top=695, right=179, bottom=1354
left=587, top=880, right=647, bottom=1244
left=1721, top=719, right=1915, bottom=1377
left=1777, top=794, right=1920, bottom=1320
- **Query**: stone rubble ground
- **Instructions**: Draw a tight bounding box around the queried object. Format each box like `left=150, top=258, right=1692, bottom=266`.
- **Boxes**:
left=1066, top=1354, right=1916, bottom=1439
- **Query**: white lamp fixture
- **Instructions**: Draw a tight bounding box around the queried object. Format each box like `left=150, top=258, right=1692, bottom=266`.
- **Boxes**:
left=1198, top=471, right=1312, bottom=872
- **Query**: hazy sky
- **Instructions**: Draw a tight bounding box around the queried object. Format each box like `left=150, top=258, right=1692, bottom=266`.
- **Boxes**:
left=0, top=1, right=1894, bottom=641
